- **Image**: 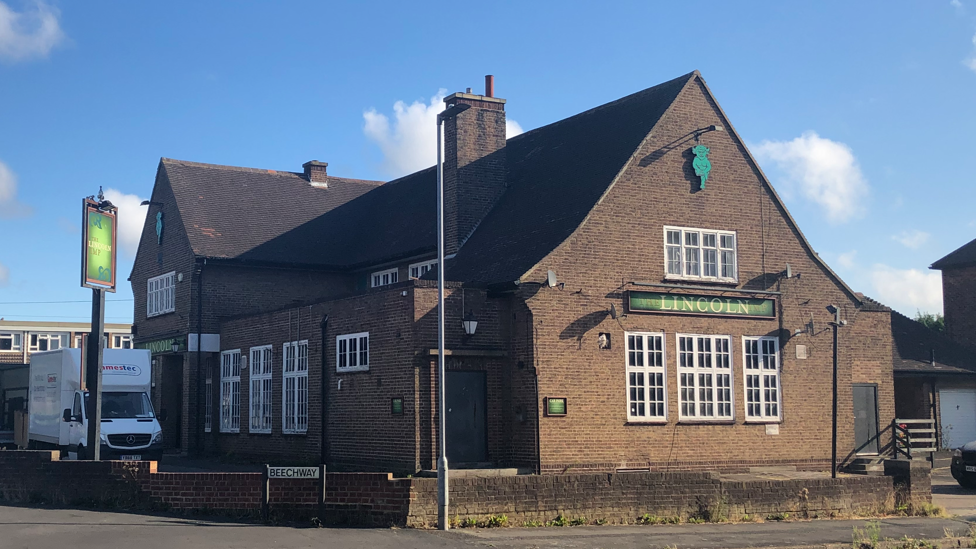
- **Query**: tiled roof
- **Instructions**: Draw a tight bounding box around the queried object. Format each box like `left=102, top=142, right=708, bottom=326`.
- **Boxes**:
left=233, top=72, right=694, bottom=273
left=161, top=159, right=382, bottom=261
left=889, top=307, right=976, bottom=375
left=932, top=236, right=976, bottom=270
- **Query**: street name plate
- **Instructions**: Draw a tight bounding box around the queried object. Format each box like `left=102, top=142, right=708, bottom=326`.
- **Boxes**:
left=268, top=467, right=320, bottom=479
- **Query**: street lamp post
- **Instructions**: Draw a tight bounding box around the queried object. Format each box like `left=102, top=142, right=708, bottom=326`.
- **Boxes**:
left=435, top=101, right=469, bottom=531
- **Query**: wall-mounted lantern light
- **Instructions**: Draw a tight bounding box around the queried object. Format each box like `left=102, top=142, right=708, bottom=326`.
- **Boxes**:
left=462, top=311, right=478, bottom=336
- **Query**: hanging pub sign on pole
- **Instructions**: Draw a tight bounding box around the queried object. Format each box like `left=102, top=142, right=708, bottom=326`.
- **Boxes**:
left=80, top=188, right=117, bottom=461
left=81, top=191, right=118, bottom=292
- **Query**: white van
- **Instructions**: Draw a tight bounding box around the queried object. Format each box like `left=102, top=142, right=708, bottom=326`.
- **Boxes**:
left=28, top=348, right=164, bottom=461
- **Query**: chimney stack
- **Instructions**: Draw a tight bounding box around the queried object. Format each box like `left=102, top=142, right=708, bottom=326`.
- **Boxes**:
left=303, top=160, right=329, bottom=185
left=442, top=76, right=507, bottom=254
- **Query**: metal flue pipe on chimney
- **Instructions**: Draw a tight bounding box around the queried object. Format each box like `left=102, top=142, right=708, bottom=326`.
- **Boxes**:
left=485, top=74, right=494, bottom=97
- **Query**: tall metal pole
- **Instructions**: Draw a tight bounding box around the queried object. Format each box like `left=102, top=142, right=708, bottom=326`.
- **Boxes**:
left=436, top=113, right=449, bottom=531
left=85, top=288, right=105, bottom=460
left=831, top=317, right=839, bottom=479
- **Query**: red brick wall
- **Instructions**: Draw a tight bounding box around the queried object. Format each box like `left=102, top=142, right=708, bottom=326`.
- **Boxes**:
left=942, top=265, right=976, bottom=350
left=514, top=75, right=894, bottom=472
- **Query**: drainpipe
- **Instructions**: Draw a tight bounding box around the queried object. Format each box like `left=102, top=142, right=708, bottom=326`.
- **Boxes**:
left=320, top=314, right=330, bottom=466
left=195, top=259, right=205, bottom=457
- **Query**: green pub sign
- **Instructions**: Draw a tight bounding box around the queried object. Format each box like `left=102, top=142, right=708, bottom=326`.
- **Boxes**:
left=628, top=291, right=775, bottom=318
left=546, top=397, right=567, bottom=416
left=81, top=199, right=118, bottom=292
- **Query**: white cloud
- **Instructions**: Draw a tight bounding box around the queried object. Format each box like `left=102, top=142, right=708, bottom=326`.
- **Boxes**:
left=892, top=230, right=931, bottom=249
left=752, top=131, right=869, bottom=224
left=870, top=264, right=943, bottom=315
left=0, top=1, right=65, bottom=63
left=952, top=0, right=964, bottom=9
left=0, top=261, right=8, bottom=287
left=0, top=159, right=32, bottom=218
left=506, top=119, right=524, bottom=138
left=837, top=250, right=858, bottom=270
left=103, top=188, right=148, bottom=260
left=966, top=31, right=976, bottom=72
left=364, top=90, right=525, bottom=178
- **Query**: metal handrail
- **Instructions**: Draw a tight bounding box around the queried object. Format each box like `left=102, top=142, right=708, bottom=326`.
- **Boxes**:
left=893, top=418, right=938, bottom=459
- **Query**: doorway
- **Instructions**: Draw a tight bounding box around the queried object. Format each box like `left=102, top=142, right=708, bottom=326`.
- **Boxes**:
left=853, top=384, right=881, bottom=455
left=446, top=371, right=488, bottom=466
left=159, top=354, right=183, bottom=450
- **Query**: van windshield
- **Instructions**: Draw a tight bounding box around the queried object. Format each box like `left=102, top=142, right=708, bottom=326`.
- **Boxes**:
left=84, top=392, right=155, bottom=419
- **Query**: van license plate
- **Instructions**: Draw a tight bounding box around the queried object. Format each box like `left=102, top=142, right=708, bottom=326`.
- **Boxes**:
left=119, top=455, right=141, bottom=461
left=965, top=466, right=976, bottom=472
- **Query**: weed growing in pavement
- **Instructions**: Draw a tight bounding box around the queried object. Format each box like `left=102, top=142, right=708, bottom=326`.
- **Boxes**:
left=894, top=536, right=937, bottom=549
left=594, top=518, right=608, bottom=525
left=546, top=514, right=570, bottom=527
left=522, top=520, right=543, bottom=527
left=483, top=515, right=508, bottom=528
left=637, top=514, right=680, bottom=525
left=852, top=520, right=881, bottom=549
left=569, top=516, right=587, bottom=526
left=766, top=512, right=790, bottom=522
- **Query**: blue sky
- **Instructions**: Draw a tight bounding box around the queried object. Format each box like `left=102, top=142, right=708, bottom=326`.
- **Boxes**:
left=1, top=0, right=974, bottom=323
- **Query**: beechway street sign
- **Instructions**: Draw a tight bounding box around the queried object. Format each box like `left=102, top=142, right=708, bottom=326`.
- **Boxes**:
left=267, top=466, right=320, bottom=479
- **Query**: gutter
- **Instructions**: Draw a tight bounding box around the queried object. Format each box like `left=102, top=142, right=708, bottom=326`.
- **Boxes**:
left=195, top=258, right=206, bottom=457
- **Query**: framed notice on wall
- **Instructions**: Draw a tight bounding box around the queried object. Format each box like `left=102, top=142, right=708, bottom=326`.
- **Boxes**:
left=545, top=397, right=567, bottom=417
left=81, top=198, right=118, bottom=292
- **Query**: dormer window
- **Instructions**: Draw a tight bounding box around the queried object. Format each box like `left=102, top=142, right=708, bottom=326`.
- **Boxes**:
left=371, top=268, right=398, bottom=288
left=664, top=227, right=737, bottom=282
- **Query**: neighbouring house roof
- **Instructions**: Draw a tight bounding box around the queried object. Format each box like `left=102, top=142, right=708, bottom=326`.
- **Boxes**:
left=932, top=236, right=976, bottom=270
left=888, top=306, right=976, bottom=375
left=160, top=158, right=383, bottom=262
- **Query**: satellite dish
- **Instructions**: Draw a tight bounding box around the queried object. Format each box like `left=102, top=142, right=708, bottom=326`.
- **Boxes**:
left=547, top=270, right=558, bottom=288
left=610, top=303, right=618, bottom=320
left=785, top=263, right=793, bottom=279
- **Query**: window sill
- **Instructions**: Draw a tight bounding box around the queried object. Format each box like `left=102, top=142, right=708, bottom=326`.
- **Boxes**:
left=336, top=367, right=369, bottom=374
left=663, top=275, right=739, bottom=285
left=744, top=419, right=781, bottom=424
left=146, top=310, right=176, bottom=319
left=282, top=431, right=307, bottom=437
left=0, top=350, right=22, bottom=353
left=625, top=420, right=668, bottom=425
left=677, top=419, right=736, bottom=425
left=218, top=430, right=241, bottom=435
left=247, top=430, right=272, bottom=435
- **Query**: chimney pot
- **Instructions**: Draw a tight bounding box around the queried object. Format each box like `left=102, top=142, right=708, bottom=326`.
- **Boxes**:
left=466, top=87, right=472, bottom=94
left=485, top=75, right=494, bottom=98
left=302, top=160, right=329, bottom=184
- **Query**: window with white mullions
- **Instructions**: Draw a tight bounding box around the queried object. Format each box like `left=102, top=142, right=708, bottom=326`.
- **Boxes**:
left=409, top=260, right=437, bottom=279
left=677, top=334, right=733, bottom=420
left=220, top=350, right=241, bottom=433
left=0, top=332, right=22, bottom=352
left=664, top=227, right=737, bottom=282
left=249, top=345, right=273, bottom=433
left=371, top=268, right=398, bottom=288
left=626, top=332, right=666, bottom=421
left=147, top=272, right=176, bottom=317
left=336, top=332, right=369, bottom=373
left=743, top=337, right=781, bottom=421
left=283, top=340, right=309, bottom=434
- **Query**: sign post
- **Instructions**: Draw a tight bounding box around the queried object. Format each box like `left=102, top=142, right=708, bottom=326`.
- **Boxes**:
left=81, top=189, right=117, bottom=461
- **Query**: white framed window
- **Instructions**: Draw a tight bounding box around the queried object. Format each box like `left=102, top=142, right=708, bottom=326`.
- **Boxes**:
left=0, top=332, right=22, bottom=352
left=336, top=332, right=369, bottom=373
left=676, top=334, right=733, bottom=421
left=204, top=358, right=213, bottom=433
left=371, top=268, right=398, bottom=288
left=409, top=260, right=438, bottom=279
left=219, top=349, right=241, bottom=433
left=73, top=335, right=83, bottom=348
left=743, top=337, right=782, bottom=421
left=112, top=334, right=132, bottom=349
left=29, top=333, right=68, bottom=352
left=626, top=332, right=667, bottom=421
left=147, top=271, right=176, bottom=317
left=664, top=227, right=737, bottom=282
left=283, top=340, right=309, bottom=434
left=249, top=345, right=273, bottom=434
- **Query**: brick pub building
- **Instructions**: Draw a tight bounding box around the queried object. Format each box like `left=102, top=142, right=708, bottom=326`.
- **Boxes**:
left=130, top=71, right=895, bottom=474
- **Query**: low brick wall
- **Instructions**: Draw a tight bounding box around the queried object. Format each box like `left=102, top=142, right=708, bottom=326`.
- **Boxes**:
left=0, top=451, right=929, bottom=528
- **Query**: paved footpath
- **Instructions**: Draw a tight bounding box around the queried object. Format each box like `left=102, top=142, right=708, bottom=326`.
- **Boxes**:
left=0, top=505, right=973, bottom=549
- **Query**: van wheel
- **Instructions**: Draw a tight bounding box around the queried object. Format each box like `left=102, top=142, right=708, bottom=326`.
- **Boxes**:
left=76, top=444, right=86, bottom=461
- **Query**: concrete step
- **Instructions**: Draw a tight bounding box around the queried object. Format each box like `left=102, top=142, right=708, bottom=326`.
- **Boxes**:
left=846, top=457, right=885, bottom=476
left=415, top=467, right=532, bottom=478
left=748, top=465, right=797, bottom=474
